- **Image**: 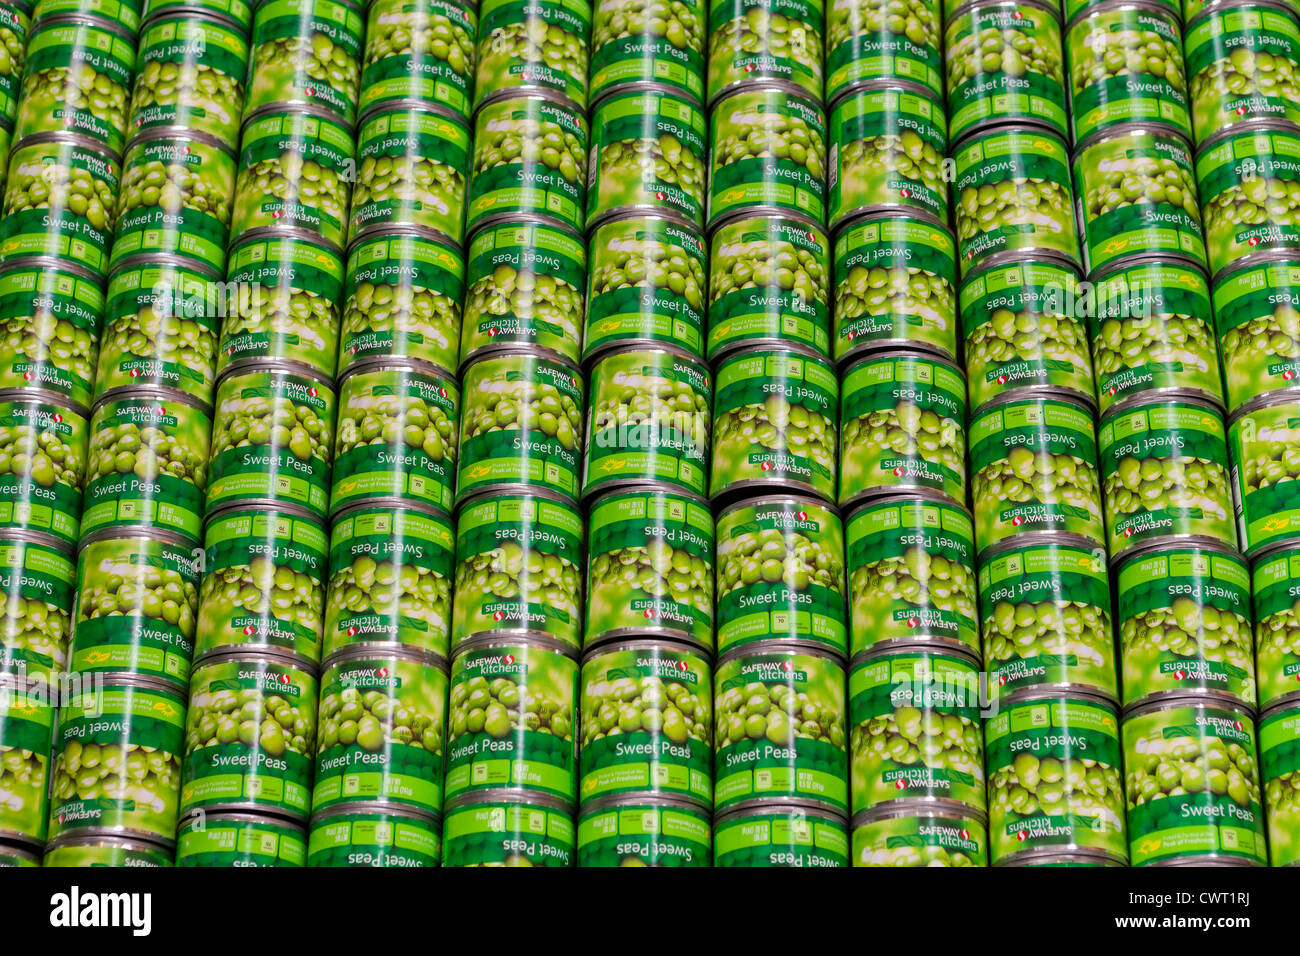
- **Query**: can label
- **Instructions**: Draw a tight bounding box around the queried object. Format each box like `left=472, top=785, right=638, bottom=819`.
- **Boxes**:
left=848, top=647, right=985, bottom=815
left=846, top=496, right=978, bottom=658
left=825, top=0, right=943, bottom=102
left=0, top=682, right=53, bottom=844
left=1260, top=703, right=1300, bottom=867
left=82, top=393, right=209, bottom=542
left=1228, top=395, right=1300, bottom=556
left=1216, top=257, right=1300, bottom=414
left=578, top=800, right=712, bottom=866
left=196, top=506, right=328, bottom=664
left=583, top=216, right=706, bottom=361
left=711, top=349, right=838, bottom=501
left=181, top=655, right=319, bottom=818
left=715, top=806, right=848, bottom=866
left=451, top=494, right=585, bottom=653
left=585, top=489, right=714, bottom=650
left=33, top=0, right=140, bottom=32
left=143, top=0, right=253, bottom=30
left=245, top=0, right=363, bottom=124
left=461, top=220, right=587, bottom=366
left=828, top=86, right=948, bottom=230
left=360, top=0, right=476, bottom=119
left=442, top=797, right=575, bottom=866
left=445, top=642, right=579, bottom=803
left=1122, top=702, right=1267, bottom=866
left=706, top=0, right=824, bottom=103
left=351, top=104, right=471, bottom=245
left=332, top=363, right=460, bottom=515
left=0, top=534, right=75, bottom=686
left=0, top=6, right=29, bottom=127
left=42, top=837, right=172, bottom=867
left=579, top=644, right=713, bottom=805
left=851, top=810, right=987, bottom=866
left=1117, top=546, right=1254, bottom=709
left=707, top=215, right=831, bottom=359
left=0, top=393, right=87, bottom=547
left=588, top=0, right=705, bottom=104
left=1253, top=544, right=1300, bottom=709
left=0, top=261, right=102, bottom=408
left=832, top=214, right=957, bottom=363
left=177, top=815, right=307, bottom=866
left=715, top=498, right=847, bottom=656
left=839, top=352, right=967, bottom=505
left=474, top=0, right=591, bottom=110
left=307, top=808, right=442, bottom=866
left=324, top=505, right=455, bottom=661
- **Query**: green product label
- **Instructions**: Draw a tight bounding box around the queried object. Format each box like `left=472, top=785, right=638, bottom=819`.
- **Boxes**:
left=0, top=262, right=101, bottom=409
left=0, top=7, right=30, bottom=124
left=441, top=798, right=575, bottom=866
left=1214, top=258, right=1300, bottom=414
left=33, top=0, right=140, bottom=31
left=588, top=0, right=706, bottom=104
left=825, top=0, right=943, bottom=102
left=41, top=840, right=172, bottom=866
left=144, top=0, right=253, bottom=30
left=832, top=214, right=957, bottom=362
left=1253, top=545, right=1300, bottom=709
left=1229, top=398, right=1300, bottom=556
left=579, top=645, right=713, bottom=805
left=577, top=801, right=711, bottom=866
left=0, top=684, right=53, bottom=842
left=1260, top=705, right=1300, bottom=866
left=181, top=657, right=319, bottom=818
left=475, top=0, right=591, bottom=110
left=0, top=536, right=75, bottom=686
left=977, top=539, right=1116, bottom=701
left=445, top=643, right=579, bottom=803
left=0, top=396, right=87, bottom=547
left=846, top=496, right=978, bottom=658
left=715, top=500, right=846, bottom=655
left=1067, top=0, right=1180, bottom=22
left=245, top=0, right=364, bottom=122
left=714, top=650, right=848, bottom=814
left=585, top=490, right=714, bottom=650
left=1117, top=547, right=1254, bottom=709
left=714, top=808, right=849, bottom=867
left=851, top=811, right=987, bottom=866
left=313, top=653, right=449, bottom=817
left=1122, top=703, right=1267, bottom=865
left=451, top=494, right=584, bottom=652
left=985, top=695, right=1126, bottom=862
left=130, top=15, right=249, bottom=144
left=307, top=809, right=442, bottom=866
left=323, top=505, right=455, bottom=660
left=706, top=0, right=824, bottom=103
left=177, top=819, right=307, bottom=866
left=360, top=0, right=476, bottom=118
left=82, top=395, right=211, bottom=543
left=331, top=365, right=460, bottom=515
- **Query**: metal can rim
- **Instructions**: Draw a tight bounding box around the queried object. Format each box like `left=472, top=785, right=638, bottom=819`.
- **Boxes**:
left=451, top=629, right=580, bottom=662
left=92, top=383, right=213, bottom=419
left=356, top=95, right=469, bottom=135
left=715, top=491, right=841, bottom=524
left=0, top=386, right=90, bottom=420
left=307, top=800, right=441, bottom=827
left=1098, top=387, right=1225, bottom=426
left=1121, top=691, right=1258, bottom=720
left=329, top=497, right=453, bottom=529
left=443, top=787, right=575, bottom=815
left=76, top=523, right=198, bottom=554
left=321, top=641, right=449, bottom=675
left=579, top=635, right=711, bottom=668
left=123, top=124, right=237, bottom=160
left=338, top=355, right=459, bottom=389
left=849, top=640, right=982, bottom=672
left=716, top=638, right=848, bottom=670
left=713, top=798, right=849, bottom=824
left=1071, top=120, right=1193, bottom=161
left=27, top=10, right=138, bottom=41
left=850, top=801, right=988, bottom=828
left=844, top=489, right=975, bottom=527
left=1087, top=250, right=1209, bottom=286
left=214, top=355, right=337, bottom=392
left=948, top=0, right=1063, bottom=24
left=1226, top=385, right=1300, bottom=428
left=1065, top=0, right=1183, bottom=32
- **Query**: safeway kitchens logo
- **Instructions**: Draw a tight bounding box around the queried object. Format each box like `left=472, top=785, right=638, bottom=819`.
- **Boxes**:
left=339, top=665, right=399, bottom=689
left=464, top=653, right=527, bottom=678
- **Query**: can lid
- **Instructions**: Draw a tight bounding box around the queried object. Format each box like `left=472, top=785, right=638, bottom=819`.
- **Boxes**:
left=717, top=638, right=847, bottom=670
left=28, top=11, right=138, bottom=43
left=586, top=483, right=711, bottom=516
left=92, top=383, right=213, bottom=420
left=850, top=639, right=982, bottom=672
left=346, top=221, right=463, bottom=259
left=452, top=630, right=580, bottom=663
left=228, top=225, right=345, bottom=260
left=443, top=787, right=575, bottom=815
left=715, top=491, right=842, bottom=524
left=995, top=684, right=1121, bottom=714
left=356, top=96, right=469, bottom=135
left=1226, top=385, right=1300, bottom=427
left=850, top=800, right=988, bottom=828
left=42, top=831, right=174, bottom=855
left=123, top=124, right=237, bottom=160
left=1071, top=121, right=1193, bottom=160
left=177, top=810, right=307, bottom=836
left=976, top=530, right=1108, bottom=566
left=307, top=800, right=441, bottom=828
left=1087, top=251, right=1208, bottom=286
left=0, top=525, right=76, bottom=557
left=708, top=79, right=827, bottom=115
left=140, top=5, right=247, bottom=37
left=321, top=642, right=449, bottom=675
left=970, top=385, right=1096, bottom=418
left=472, top=86, right=588, bottom=125
left=0, top=254, right=108, bottom=290
left=338, top=355, right=458, bottom=390
left=0, top=387, right=90, bottom=421
left=579, top=635, right=710, bottom=668
left=329, top=497, right=454, bottom=529
left=107, top=250, right=224, bottom=284
left=1113, top=534, right=1245, bottom=570
left=713, top=798, right=849, bottom=825
left=948, top=0, right=1062, bottom=26
left=8, top=128, right=122, bottom=163
left=213, top=355, right=337, bottom=393
left=76, top=522, right=199, bottom=555
left=578, top=792, right=712, bottom=818
left=832, top=206, right=954, bottom=246
left=708, top=205, right=829, bottom=239
left=826, top=77, right=943, bottom=114
left=841, top=346, right=964, bottom=383
left=1121, top=691, right=1258, bottom=720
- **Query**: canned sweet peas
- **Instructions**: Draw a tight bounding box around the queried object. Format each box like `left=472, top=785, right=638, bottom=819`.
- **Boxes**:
left=307, top=804, right=443, bottom=867
left=715, top=804, right=849, bottom=867
left=0, top=679, right=53, bottom=846
left=706, top=0, right=824, bottom=105
left=474, top=0, right=591, bottom=111
left=360, top=0, right=476, bottom=120
left=851, top=806, right=987, bottom=866
left=0, top=532, right=75, bottom=687
left=1228, top=389, right=1300, bottom=556
left=587, top=0, right=705, bottom=105
left=1261, top=702, right=1300, bottom=866
left=441, top=792, right=575, bottom=866
left=0, top=389, right=88, bottom=548
left=577, top=797, right=712, bottom=866
left=825, top=0, right=943, bottom=103
left=176, top=813, right=307, bottom=867
left=243, top=0, right=363, bottom=125
left=1215, top=253, right=1300, bottom=415
left=0, top=259, right=102, bottom=410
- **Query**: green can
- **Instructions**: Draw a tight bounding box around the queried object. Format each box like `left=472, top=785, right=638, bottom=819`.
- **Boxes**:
left=831, top=212, right=958, bottom=364
left=1117, top=543, right=1254, bottom=708
left=307, top=803, right=443, bottom=866
left=176, top=811, right=307, bottom=866
left=143, top=0, right=252, bottom=32
left=231, top=106, right=356, bottom=253
left=715, top=494, right=846, bottom=656
left=42, top=834, right=173, bottom=866
left=0, top=133, right=120, bottom=277
left=339, top=226, right=465, bottom=378
left=97, top=257, right=222, bottom=404
left=846, top=492, right=979, bottom=659
left=459, top=217, right=586, bottom=367
left=313, top=645, right=449, bottom=817
left=474, top=0, right=591, bottom=111
left=851, top=805, right=988, bottom=866
left=711, top=345, right=838, bottom=503
left=585, top=85, right=707, bottom=231
left=1122, top=696, right=1267, bottom=866
left=451, top=490, right=584, bottom=653
left=969, top=391, right=1105, bottom=553
left=331, top=360, right=459, bottom=516
left=323, top=502, right=455, bottom=660
left=445, top=635, right=579, bottom=804
left=360, top=0, right=477, bottom=120
left=1066, top=1, right=1189, bottom=143
left=577, top=795, right=711, bottom=865
left=0, top=259, right=102, bottom=409
left=243, top=0, right=363, bottom=125
left=350, top=101, right=470, bottom=246
left=953, top=126, right=1081, bottom=276
left=582, top=213, right=707, bottom=362
left=441, top=790, right=575, bottom=866
left=1215, top=253, right=1300, bottom=414
left=579, top=638, right=712, bottom=805
left=584, top=486, right=713, bottom=650
left=1227, top=388, right=1300, bottom=556
left=70, top=527, right=199, bottom=686
left=195, top=503, right=328, bottom=664
left=1073, top=124, right=1205, bottom=274
left=944, top=0, right=1067, bottom=143
left=0, top=844, right=40, bottom=866
left=707, top=86, right=827, bottom=229
left=714, top=643, right=848, bottom=814
left=0, top=530, right=75, bottom=687
left=582, top=345, right=711, bottom=498
left=587, top=0, right=705, bottom=105
left=180, top=650, right=318, bottom=818
left=1090, top=256, right=1222, bottom=414
left=1197, top=120, right=1300, bottom=277
left=847, top=644, right=985, bottom=816
left=978, top=533, right=1117, bottom=701
left=706, top=0, right=824, bottom=104
left=32, top=0, right=141, bottom=33
left=0, top=389, right=88, bottom=547
left=1098, top=394, right=1234, bottom=555
left=466, top=92, right=589, bottom=236
left=1254, top=541, right=1300, bottom=710
left=0, top=678, right=53, bottom=846
left=707, top=213, right=831, bottom=359
left=984, top=689, right=1126, bottom=864
left=205, top=359, right=337, bottom=519
left=827, top=82, right=948, bottom=231
left=825, top=0, right=943, bottom=103
left=838, top=350, right=968, bottom=507
left=48, top=675, right=186, bottom=844
left=1184, top=0, right=1300, bottom=145
left=714, top=802, right=849, bottom=866
left=15, top=15, right=136, bottom=156
left=128, top=10, right=250, bottom=146
left=0, top=5, right=29, bottom=129
left=1261, top=701, right=1300, bottom=865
